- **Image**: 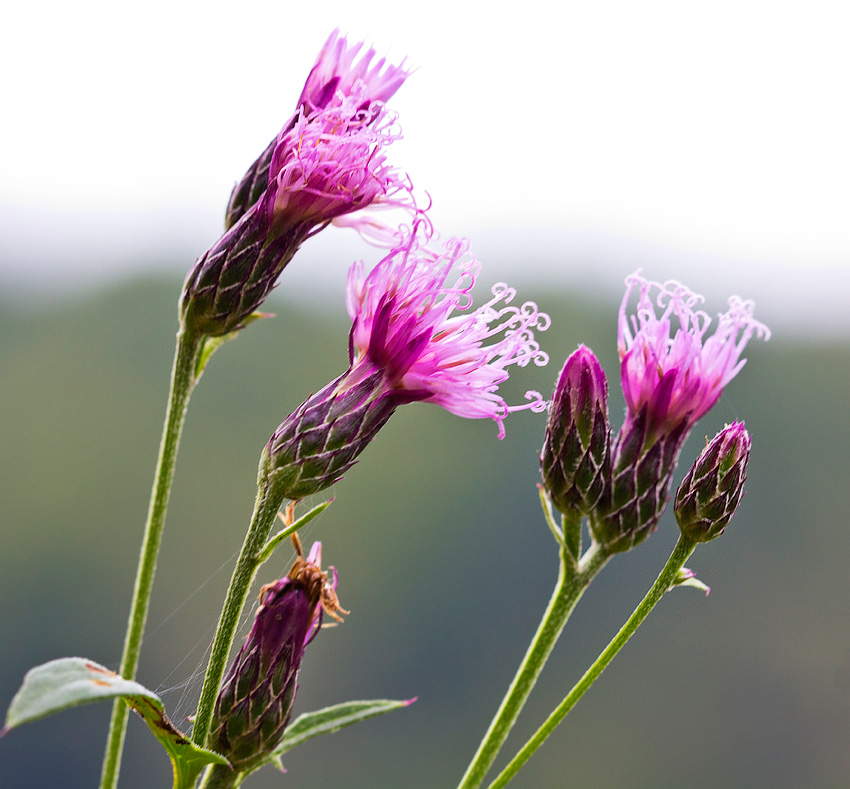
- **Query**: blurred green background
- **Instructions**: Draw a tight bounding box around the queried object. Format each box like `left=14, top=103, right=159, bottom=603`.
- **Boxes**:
left=1, top=272, right=848, bottom=788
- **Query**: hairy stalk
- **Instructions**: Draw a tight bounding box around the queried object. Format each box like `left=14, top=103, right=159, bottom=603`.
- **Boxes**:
left=100, top=329, right=203, bottom=789
left=191, top=483, right=286, bottom=748
left=198, top=765, right=243, bottom=789
left=457, top=542, right=609, bottom=789
left=488, top=535, right=698, bottom=789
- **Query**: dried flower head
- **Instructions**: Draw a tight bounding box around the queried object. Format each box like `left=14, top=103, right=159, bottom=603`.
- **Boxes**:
left=209, top=541, right=343, bottom=772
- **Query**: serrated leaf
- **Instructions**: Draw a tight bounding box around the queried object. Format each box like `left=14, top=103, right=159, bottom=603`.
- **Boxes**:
left=272, top=698, right=415, bottom=759
left=195, top=312, right=273, bottom=378
left=3, top=658, right=228, bottom=789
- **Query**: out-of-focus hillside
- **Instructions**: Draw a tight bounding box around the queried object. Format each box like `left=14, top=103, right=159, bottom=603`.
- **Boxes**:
left=1, top=276, right=848, bottom=788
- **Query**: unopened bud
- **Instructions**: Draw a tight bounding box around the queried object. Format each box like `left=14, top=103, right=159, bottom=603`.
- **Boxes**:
left=540, top=346, right=611, bottom=519
left=675, top=422, right=751, bottom=542
left=210, top=542, right=344, bottom=771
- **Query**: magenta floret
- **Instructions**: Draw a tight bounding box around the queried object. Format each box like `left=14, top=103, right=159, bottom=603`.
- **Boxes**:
left=346, top=227, right=551, bottom=438
left=618, top=271, right=770, bottom=437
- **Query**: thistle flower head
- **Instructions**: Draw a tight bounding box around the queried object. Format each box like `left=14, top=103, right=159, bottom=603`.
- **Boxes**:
left=225, top=30, right=416, bottom=236
left=540, top=345, right=611, bottom=518
left=675, top=421, right=751, bottom=542
left=182, top=33, right=417, bottom=337
left=618, top=272, right=770, bottom=439
left=346, top=227, right=550, bottom=438
left=298, top=29, right=411, bottom=114
left=261, top=91, right=414, bottom=243
left=261, top=229, right=550, bottom=501
left=210, top=541, right=343, bottom=771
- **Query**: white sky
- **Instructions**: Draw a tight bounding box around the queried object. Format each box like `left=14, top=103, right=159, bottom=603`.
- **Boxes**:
left=1, top=0, right=848, bottom=333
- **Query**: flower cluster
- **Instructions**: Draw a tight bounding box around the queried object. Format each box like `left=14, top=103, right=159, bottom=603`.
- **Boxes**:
left=542, top=271, right=767, bottom=554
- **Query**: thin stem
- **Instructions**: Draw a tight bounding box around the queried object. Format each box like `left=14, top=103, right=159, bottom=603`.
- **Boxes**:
left=488, top=534, right=698, bottom=789
left=100, top=329, right=203, bottom=789
left=191, top=477, right=286, bottom=748
left=457, top=541, right=609, bottom=789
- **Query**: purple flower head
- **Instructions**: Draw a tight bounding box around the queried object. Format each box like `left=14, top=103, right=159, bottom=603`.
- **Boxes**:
left=263, top=96, right=415, bottom=242
left=618, top=271, right=770, bottom=439
left=224, top=31, right=417, bottom=239
left=298, top=29, right=411, bottom=115
left=182, top=47, right=417, bottom=337
left=210, top=541, right=343, bottom=770
left=345, top=227, right=551, bottom=438
left=260, top=229, right=549, bottom=501
left=185, top=32, right=419, bottom=337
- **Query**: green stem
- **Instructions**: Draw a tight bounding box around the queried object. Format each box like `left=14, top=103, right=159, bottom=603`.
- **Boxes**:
left=457, top=542, right=610, bottom=789
left=100, top=329, right=203, bottom=789
left=197, top=765, right=244, bottom=789
left=191, top=477, right=286, bottom=748
left=487, top=534, right=698, bottom=789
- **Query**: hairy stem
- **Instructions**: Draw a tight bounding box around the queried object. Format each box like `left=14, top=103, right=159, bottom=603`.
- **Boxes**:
left=457, top=542, right=609, bottom=789
left=191, top=479, right=286, bottom=748
left=100, top=329, right=203, bottom=789
left=488, top=535, right=698, bottom=789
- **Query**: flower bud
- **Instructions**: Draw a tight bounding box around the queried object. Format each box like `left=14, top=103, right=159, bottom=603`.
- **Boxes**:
left=675, top=422, right=751, bottom=542
left=209, top=542, right=343, bottom=772
left=540, top=346, right=611, bottom=519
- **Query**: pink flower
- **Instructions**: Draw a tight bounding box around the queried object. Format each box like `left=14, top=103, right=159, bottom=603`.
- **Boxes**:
left=618, top=271, right=770, bottom=437
left=184, top=32, right=418, bottom=336
left=298, top=29, right=411, bottom=114
left=345, top=227, right=551, bottom=438
left=267, top=97, right=414, bottom=238
left=225, top=30, right=418, bottom=240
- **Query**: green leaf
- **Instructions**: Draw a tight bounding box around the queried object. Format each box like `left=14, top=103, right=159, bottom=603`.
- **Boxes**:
left=271, top=698, right=415, bottom=763
left=258, top=499, right=334, bottom=563
left=672, top=567, right=711, bottom=595
left=3, top=658, right=228, bottom=789
left=195, top=312, right=273, bottom=378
